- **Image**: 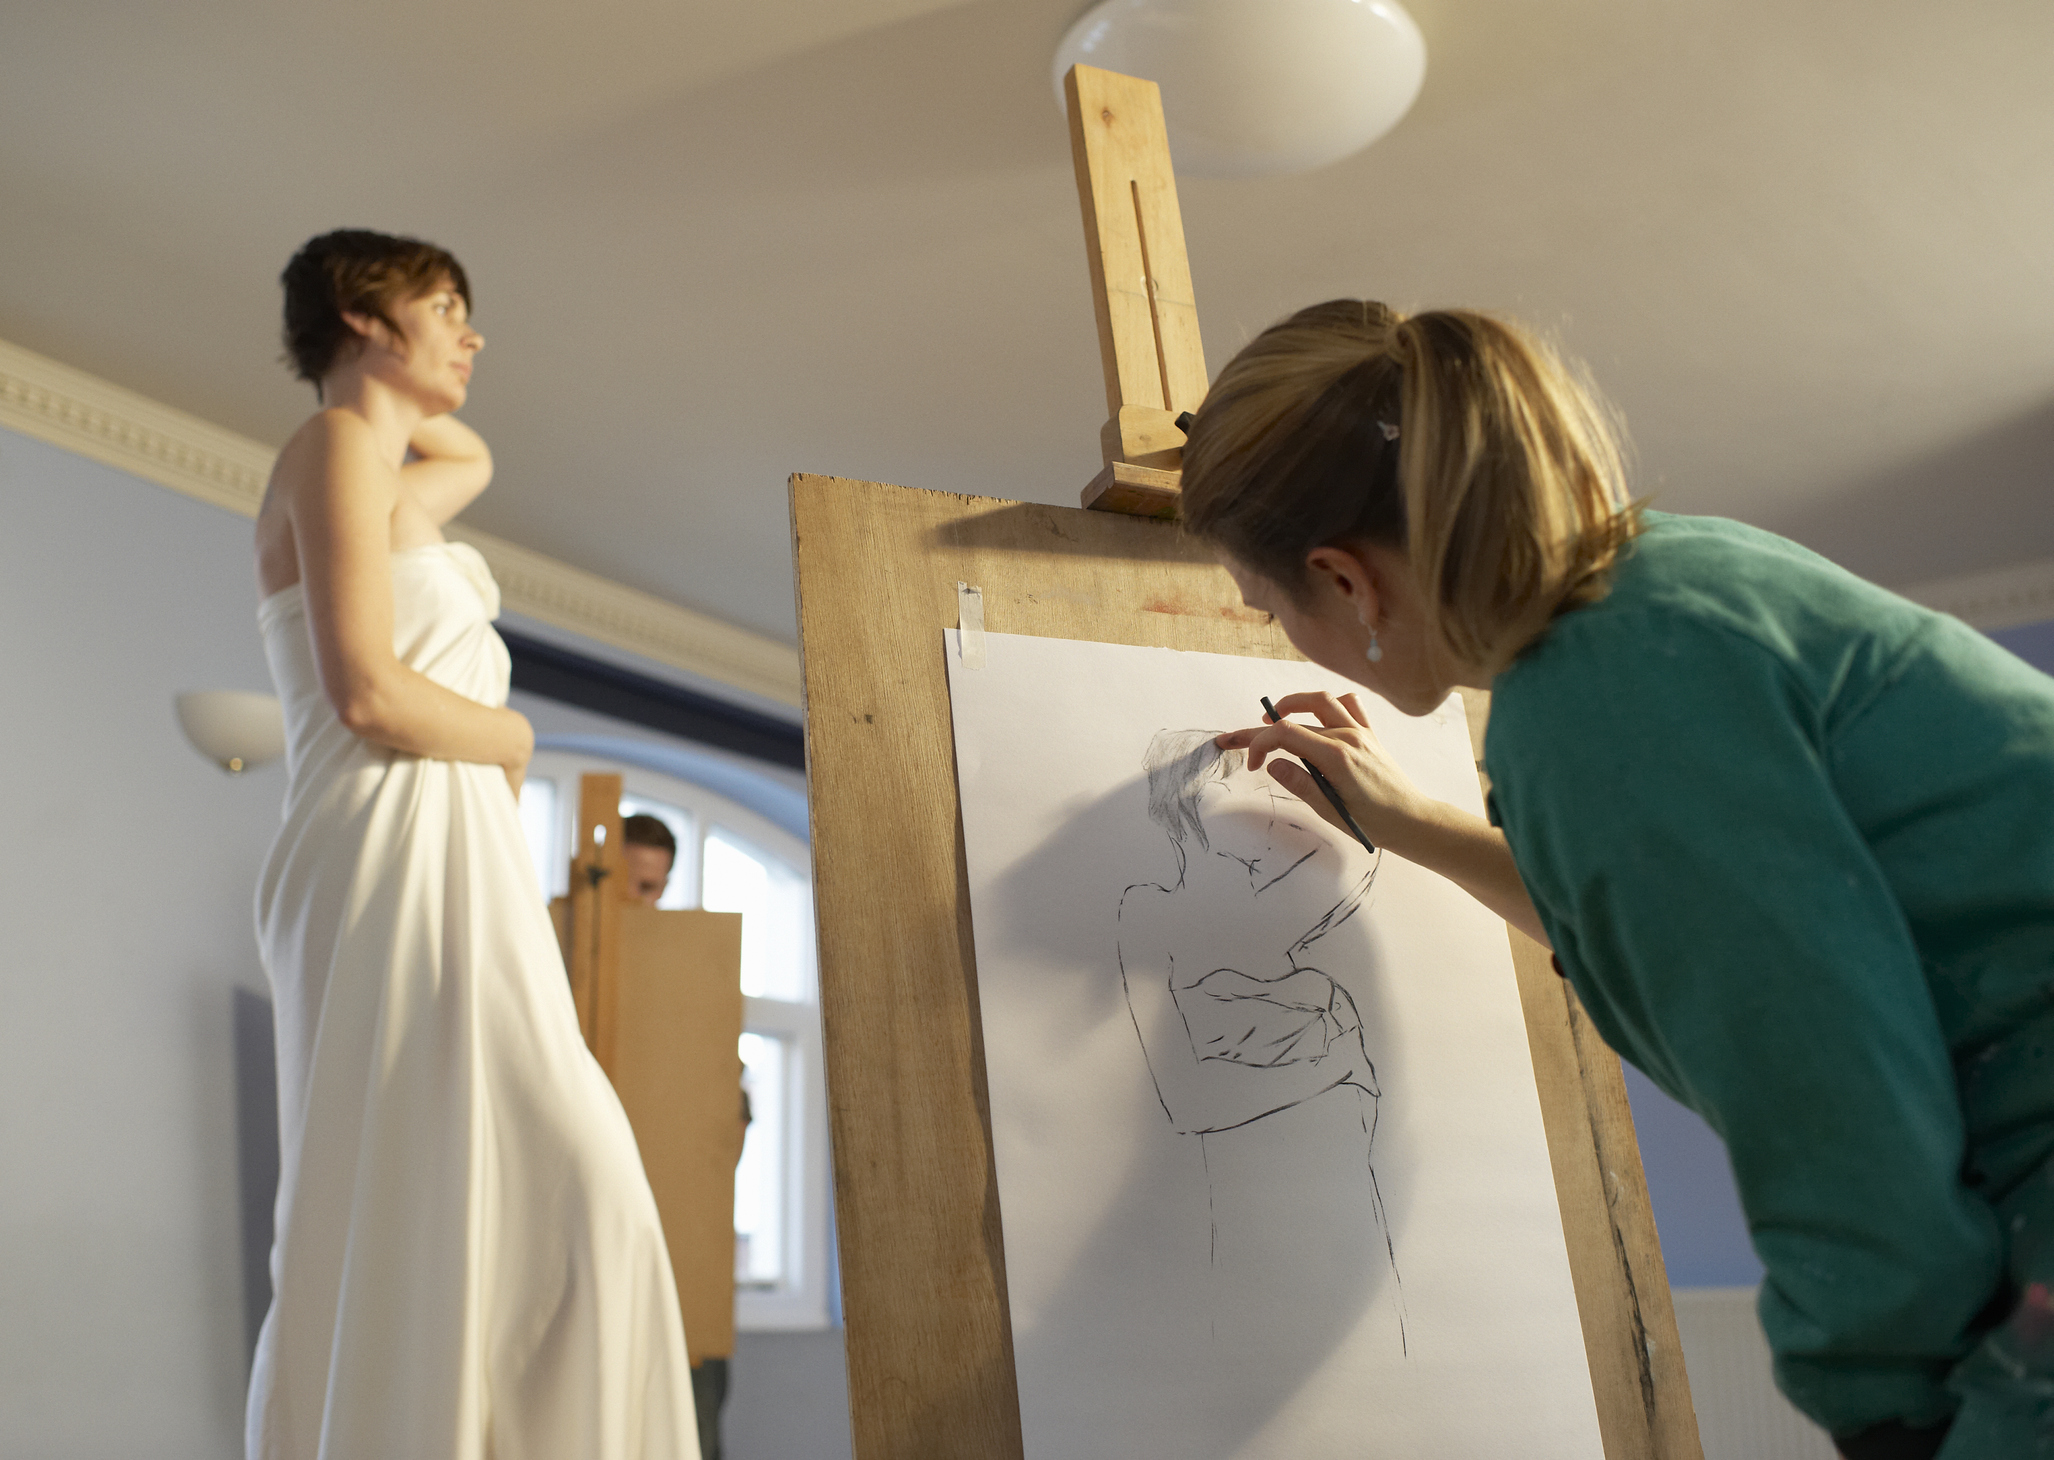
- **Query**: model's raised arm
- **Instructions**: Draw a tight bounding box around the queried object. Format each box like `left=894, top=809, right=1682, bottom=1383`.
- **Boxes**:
left=285, top=411, right=531, bottom=789
left=400, top=413, right=493, bottom=525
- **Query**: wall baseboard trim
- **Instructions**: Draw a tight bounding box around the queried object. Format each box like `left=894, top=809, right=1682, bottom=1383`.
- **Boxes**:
left=0, top=335, right=802, bottom=709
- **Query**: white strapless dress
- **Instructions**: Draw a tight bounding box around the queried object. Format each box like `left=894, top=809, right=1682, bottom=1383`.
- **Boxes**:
left=248, top=542, right=698, bottom=1460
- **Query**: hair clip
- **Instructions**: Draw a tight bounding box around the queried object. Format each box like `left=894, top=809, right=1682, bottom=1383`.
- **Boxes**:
left=1378, top=420, right=1400, bottom=442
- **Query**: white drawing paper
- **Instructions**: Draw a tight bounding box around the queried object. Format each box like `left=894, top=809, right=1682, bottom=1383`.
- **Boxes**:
left=944, top=629, right=1603, bottom=1460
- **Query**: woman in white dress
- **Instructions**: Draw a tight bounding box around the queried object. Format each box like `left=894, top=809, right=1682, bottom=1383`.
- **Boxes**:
left=247, top=229, right=698, bottom=1459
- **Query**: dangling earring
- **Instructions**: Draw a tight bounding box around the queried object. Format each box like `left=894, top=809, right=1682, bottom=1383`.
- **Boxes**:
left=1365, top=630, right=1383, bottom=664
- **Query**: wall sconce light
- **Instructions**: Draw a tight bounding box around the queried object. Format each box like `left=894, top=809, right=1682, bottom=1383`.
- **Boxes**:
left=175, top=691, right=286, bottom=775
left=1053, top=0, right=1427, bottom=178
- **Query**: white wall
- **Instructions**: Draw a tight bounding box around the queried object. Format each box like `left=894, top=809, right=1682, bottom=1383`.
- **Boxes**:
left=0, top=425, right=280, bottom=1455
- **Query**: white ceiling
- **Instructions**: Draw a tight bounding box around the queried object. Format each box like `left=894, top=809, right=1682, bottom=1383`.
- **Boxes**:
left=4, top=0, right=2050, bottom=647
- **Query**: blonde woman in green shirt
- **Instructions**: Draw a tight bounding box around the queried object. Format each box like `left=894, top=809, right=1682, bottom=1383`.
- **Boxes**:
left=1192, top=300, right=2054, bottom=1460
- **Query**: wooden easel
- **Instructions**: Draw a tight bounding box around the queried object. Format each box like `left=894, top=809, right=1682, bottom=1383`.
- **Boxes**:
left=564, top=774, right=627, bottom=1062
left=791, top=63, right=1702, bottom=1460
left=1071, top=65, right=1206, bottom=518
left=552, top=773, right=748, bottom=1370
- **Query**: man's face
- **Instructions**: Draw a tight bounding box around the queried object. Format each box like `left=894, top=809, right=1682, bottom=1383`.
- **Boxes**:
left=622, top=843, right=675, bottom=905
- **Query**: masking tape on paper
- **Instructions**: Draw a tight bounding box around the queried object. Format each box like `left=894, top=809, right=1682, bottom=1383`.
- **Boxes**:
left=957, top=582, right=987, bottom=669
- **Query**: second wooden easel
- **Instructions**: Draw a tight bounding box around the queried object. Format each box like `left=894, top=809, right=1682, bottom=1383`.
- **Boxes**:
left=554, top=773, right=748, bottom=1373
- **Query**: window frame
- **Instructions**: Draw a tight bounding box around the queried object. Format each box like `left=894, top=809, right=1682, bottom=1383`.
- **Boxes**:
left=523, top=749, right=834, bottom=1333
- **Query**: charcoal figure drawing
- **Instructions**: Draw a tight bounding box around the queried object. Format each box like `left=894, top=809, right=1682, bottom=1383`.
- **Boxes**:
left=1117, top=729, right=1406, bottom=1351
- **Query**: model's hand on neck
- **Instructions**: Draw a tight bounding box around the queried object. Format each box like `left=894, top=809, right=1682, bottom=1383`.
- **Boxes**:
left=314, top=287, right=479, bottom=475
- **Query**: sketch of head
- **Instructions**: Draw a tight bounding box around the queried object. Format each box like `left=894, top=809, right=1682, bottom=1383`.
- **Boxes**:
left=1141, top=727, right=1379, bottom=942
left=1144, top=730, right=1240, bottom=874
left=1142, top=729, right=1328, bottom=889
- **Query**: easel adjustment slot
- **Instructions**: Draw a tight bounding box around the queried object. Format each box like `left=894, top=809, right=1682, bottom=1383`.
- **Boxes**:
left=1065, top=64, right=1209, bottom=516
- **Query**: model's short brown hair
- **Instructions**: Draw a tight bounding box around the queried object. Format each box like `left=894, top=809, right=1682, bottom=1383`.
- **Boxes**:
left=1180, top=300, right=1641, bottom=676
left=279, top=229, right=470, bottom=389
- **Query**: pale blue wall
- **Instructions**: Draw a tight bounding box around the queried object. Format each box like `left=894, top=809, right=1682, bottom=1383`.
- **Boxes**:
left=0, top=427, right=277, bottom=1456
left=1989, top=619, right=2054, bottom=672
left=1624, top=1071, right=1763, bottom=1286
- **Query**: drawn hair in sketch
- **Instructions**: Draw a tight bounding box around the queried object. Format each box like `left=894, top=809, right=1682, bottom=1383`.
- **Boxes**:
left=1143, top=730, right=1241, bottom=881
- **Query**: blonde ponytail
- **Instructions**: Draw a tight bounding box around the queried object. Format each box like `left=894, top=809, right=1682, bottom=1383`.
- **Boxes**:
left=1181, top=301, right=1640, bottom=676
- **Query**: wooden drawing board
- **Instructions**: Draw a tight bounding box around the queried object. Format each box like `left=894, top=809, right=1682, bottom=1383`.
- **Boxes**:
left=791, top=472, right=1703, bottom=1459
left=612, top=903, right=746, bottom=1364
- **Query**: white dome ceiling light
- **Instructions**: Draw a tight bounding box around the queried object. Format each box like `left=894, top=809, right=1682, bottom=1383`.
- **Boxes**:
left=1053, top=0, right=1427, bottom=179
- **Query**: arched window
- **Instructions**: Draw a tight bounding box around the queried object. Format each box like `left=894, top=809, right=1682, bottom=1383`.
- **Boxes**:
left=519, top=746, right=832, bottom=1332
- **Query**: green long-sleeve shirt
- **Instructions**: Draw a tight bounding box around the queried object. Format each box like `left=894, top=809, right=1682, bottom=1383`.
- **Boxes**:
left=1483, top=511, right=2054, bottom=1436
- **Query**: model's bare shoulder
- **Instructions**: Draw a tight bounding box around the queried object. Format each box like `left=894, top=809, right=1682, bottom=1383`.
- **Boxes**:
left=265, top=409, right=364, bottom=497
left=257, top=412, right=359, bottom=587
left=299, top=408, right=383, bottom=467
left=256, top=410, right=402, bottom=595
left=283, top=410, right=400, bottom=513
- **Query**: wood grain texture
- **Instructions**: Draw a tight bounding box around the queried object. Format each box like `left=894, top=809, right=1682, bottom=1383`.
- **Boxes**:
left=1080, top=458, right=1182, bottom=516
left=550, top=900, right=748, bottom=1366
left=1509, top=934, right=1706, bottom=1459
left=1064, top=65, right=1208, bottom=439
left=1099, top=403, right=1187, bottom=471
left=791, top=473, right=1699, bottom=1459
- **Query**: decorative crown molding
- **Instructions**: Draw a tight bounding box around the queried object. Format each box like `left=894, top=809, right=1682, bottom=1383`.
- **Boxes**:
left=0, top=335, right=801, bottom=708
left=1900, top=557, right=2054, bottom=633
left=0, top=336, right=273, bottom=516
left=444, top=521, right=801, bottom=707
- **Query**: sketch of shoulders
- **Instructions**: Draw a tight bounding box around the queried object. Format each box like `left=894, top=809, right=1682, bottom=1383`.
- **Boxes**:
left=1118, top=880, right=1178, bottom=927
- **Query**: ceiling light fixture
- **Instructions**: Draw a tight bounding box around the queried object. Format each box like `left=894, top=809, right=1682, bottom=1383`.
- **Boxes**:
left=1053, top=0, right=1427, bottom=179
